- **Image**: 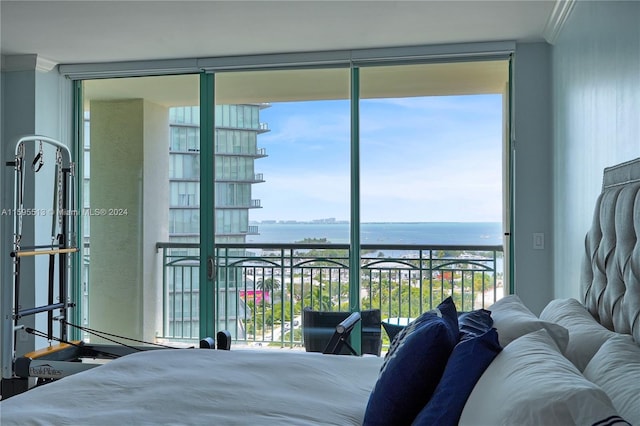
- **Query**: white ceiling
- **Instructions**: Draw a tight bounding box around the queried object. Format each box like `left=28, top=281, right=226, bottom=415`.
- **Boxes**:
left=0, top=0, right=560, bottom=67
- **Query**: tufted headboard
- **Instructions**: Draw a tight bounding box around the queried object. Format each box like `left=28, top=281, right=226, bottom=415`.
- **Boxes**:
left=582, top=157, right=640, bottom=343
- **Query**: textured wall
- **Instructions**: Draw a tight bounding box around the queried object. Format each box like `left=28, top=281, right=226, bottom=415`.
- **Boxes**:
left=552, top=1, right=640, bottom=300
left=89, top=99, right=169, bottom=342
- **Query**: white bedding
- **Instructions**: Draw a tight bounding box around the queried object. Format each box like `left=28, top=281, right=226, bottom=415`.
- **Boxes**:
left=0, top=349, right=383, bottom=425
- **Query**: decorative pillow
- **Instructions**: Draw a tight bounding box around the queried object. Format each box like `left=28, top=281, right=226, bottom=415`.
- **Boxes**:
left=584, top=336, right=640, bottom=425
left=459, top=329, right=628, bottom=426
left=540, top=298, right=625, bottom=371
left=384, top=308, right=494, bottom=343
left=412, top=327, right=502, bottom=426
left=489, top=294, right=569, bottom=352
left=458, top=308, right=493, bottom=340
left=381, top=321, right=405, bottom=343
left=363, top=297, right=458, bottom=426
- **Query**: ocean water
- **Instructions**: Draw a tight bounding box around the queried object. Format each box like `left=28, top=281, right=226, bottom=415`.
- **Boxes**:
left=246, top=222, right=503, bottom=246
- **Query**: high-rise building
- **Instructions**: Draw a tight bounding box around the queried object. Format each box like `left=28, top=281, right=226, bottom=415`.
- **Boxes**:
left=167, top=104, right=269, bottom=339
left=168, top=105, right=268, bottom=244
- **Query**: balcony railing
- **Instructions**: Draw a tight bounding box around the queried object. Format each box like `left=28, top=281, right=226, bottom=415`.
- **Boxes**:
left=157, top=242, right=504, bottom=348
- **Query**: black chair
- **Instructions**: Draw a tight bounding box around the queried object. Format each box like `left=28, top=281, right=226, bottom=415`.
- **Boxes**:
left=302, top=307, right=382, bottom=356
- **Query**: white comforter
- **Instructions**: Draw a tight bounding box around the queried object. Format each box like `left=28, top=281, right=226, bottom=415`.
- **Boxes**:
left=0, top=349, right=383, bottom=425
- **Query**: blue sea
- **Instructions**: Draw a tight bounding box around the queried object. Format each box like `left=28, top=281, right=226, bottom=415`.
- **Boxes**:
left=246, top=222, right=503, bottom=245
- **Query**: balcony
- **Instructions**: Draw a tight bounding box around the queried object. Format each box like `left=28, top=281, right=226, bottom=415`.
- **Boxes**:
left=156, top=242, right=504, bottom=349
left=215, top=147, right=268, bottom=158
left=215, top=200, right=261, bottom=209
left=215, top=174, right=265, bottom=184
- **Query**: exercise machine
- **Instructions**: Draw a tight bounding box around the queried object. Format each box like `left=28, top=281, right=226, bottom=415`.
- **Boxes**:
left=1, top=135, right=79, bottom=397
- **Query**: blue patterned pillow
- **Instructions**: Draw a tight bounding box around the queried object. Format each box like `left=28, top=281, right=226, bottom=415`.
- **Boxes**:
left=412, top=327, right=502, bottom=426
left=363, top=297, right=459, bottom=426
left=381, top=321, right=406, bottom=342
left=458, top=308, right=494, bottom=340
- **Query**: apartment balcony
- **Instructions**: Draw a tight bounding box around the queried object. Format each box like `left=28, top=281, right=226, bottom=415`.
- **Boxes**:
left=215, top=200, right=262, bottom=209
left=215, top=173, right=265, bottom=184
left=215, top=147, right=267, bottom=159
left=155, top=242, right=504, bottom=349
left=214, top=226, right=260, bottom=237
left=212, top=122, right=269, bottom=133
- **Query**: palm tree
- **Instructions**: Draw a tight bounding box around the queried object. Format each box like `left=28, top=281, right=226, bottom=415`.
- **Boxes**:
left=256, top=277, right=281, bottom=293
left=303, top=286, right=333, bottom=311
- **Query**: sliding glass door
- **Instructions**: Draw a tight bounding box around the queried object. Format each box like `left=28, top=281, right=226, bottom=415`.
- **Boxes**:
left=199, top=59, right=510, bottom=346
left=359, top=61, right=507, bottom=318
left=80, top=74, right=200, bottom=343
left=203, top=68, right=351, bottom=344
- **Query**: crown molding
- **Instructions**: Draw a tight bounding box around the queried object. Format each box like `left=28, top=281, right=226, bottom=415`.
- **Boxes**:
left=35, top=56, right=58, bottom=72
left=543, top=0, right=577, bottom=45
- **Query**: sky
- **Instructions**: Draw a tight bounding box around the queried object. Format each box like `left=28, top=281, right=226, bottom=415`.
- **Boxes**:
left=251, top=94, right=503, bottom=223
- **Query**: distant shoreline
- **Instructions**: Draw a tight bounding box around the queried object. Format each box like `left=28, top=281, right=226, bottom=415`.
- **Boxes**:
left=247, top=222, right=503, bottom=246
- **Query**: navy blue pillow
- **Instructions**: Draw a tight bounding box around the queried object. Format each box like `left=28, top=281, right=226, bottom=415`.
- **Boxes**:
left=412, top=327, right=502, bottom=426
left=382, top=307, right=490, bottom=344
left=458, top=308, right=494, bottom=341
left=381, top=322, right=405, bottom=342
left=363, top=297, right=459, bottom=426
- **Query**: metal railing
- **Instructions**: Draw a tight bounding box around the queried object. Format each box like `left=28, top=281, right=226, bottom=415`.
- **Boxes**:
left=157, top=242, right=504, bottom=348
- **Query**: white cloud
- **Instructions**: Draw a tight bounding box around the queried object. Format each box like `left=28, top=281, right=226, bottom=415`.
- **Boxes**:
left=251, top=95, right=504, bottom=223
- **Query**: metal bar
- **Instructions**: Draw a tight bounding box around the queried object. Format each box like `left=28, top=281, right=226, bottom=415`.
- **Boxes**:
left=72, top=80, right=84, bottom=341
left=17, top=303, right=66, bottom=318
left=48, top=253, right=55, bottom=340
left=180, top=263, right=186, bottom=338
left=156, top=241, right=502, bottom=252
left=349, top=66, right=361, bottom=354
left=199, top=72, right=216, bottom=340
left=14, top=258, right=21, bottom=327
left=162, top=246, right=167, bottom=337
left=60, top=168, right=69, bottom=342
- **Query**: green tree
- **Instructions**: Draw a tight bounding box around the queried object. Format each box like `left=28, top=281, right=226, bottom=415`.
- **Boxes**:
left=256, top=277, right=280, bottom=292
left=302, top=286, right=332, bottom=311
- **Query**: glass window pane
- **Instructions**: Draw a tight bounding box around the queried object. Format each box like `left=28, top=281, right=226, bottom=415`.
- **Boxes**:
left=359, top=61, right=508, bottom=313
left=359, top=62, right=505, bottom=240
left=82, top=74, right=199, bottom=343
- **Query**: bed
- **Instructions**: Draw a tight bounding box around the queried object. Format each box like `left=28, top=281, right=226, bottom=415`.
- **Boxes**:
left=2, top=158, right=640, bottom=425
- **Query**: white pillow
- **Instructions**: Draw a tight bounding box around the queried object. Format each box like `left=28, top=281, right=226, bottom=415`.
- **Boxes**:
left=459, top=329, right=626, bottom=426
left=540, top=298, right=625, bottom=371
left=584, top=336, right=640, bottom=425
left=489, top=295, right=569, bottom=352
